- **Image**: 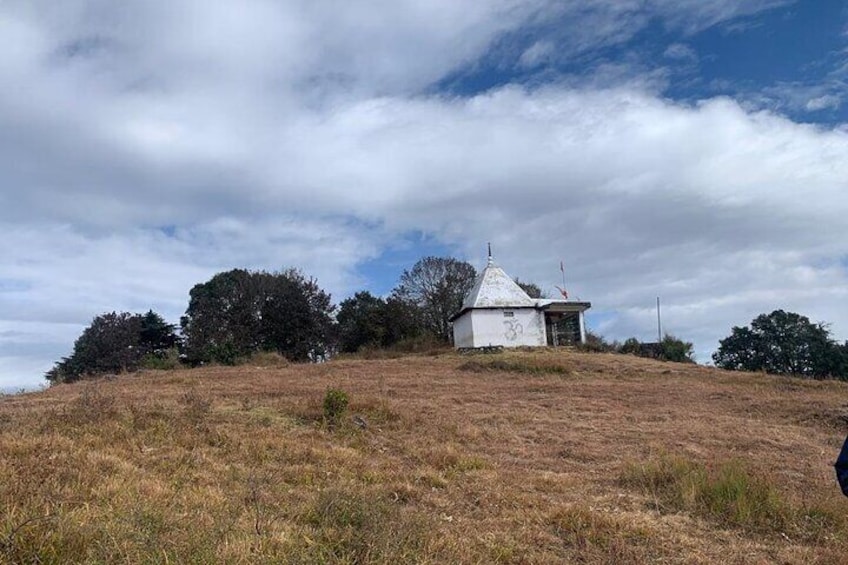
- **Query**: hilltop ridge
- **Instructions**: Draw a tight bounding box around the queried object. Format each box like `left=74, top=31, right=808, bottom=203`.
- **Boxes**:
left=1, top=349, right=846, bottom=563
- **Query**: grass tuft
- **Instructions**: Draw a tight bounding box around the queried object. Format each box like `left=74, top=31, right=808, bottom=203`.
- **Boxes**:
left=619, top=454, right=848, bottom=539
left=548, top=505, right=654, bottom=563
left=178, top=389, right=212, bottom=421
left=62, top=386, right=119, bottom=426
left=297, top=488, right=431, bottom=563
left=238, top=350, right=291, bottom=368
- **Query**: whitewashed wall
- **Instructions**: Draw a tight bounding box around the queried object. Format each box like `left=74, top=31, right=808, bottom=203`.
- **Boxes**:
left=469, top=309, right=545, bottom=348
left=452, top=313, right=474, bottom=348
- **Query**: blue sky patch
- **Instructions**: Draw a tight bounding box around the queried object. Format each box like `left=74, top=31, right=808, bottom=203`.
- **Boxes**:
left=439, top=1, right=848, bottom=123
left=355, top=232, right=458, bottom=297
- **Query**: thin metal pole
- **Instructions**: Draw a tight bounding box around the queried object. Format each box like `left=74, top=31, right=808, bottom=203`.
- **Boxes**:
left=656, top=296, right=662, bottom=343
left=561, top=261, right=566, bottom=289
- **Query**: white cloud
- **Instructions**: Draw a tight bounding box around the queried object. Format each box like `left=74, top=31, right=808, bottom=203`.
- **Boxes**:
left=499, top=0, right=790, bottom=65
left=806, top=94, right=842, bottom=112
left=4, top=0, right=845, bottom=385
left=752, top=82, right=844, bottom=114
left=647, top=0, right=790, bottom=33
left=0, top=219, right=381, bottom=386
left=518, top=41, right=555, bottom=69
left=279, top=88, right=848, bottom=363
left=663, top=43, right=698, bottom=62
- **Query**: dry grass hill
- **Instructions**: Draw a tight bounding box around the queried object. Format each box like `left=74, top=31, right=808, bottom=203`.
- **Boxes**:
left=1, top=349, right=847, bottom=564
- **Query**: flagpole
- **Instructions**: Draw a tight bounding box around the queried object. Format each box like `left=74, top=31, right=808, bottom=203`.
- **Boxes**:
left=560, top=260, right=567, bottom=300
left=657, top=296, right=662, bottom=343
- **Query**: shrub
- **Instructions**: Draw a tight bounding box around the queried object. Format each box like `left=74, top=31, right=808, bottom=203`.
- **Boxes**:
left=340, top=334, right=452, bottom=360
left=577, top=331, right=617, bottom=353
left=390, top=334, right=450, bottom=354
left=208, top=343, right=239, bottom=366
left=659, top=335, right=695, bottom=363
left=323, top=388, right=349, bottom=427
left=141, top=347, right=182, bottom=370
left=619, top=337, right=641, bottom=356
left=611, top=335, right=695, bottom=363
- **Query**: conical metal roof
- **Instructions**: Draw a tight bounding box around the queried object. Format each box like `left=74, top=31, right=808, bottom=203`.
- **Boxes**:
left=461, top=257, right=534, bottom=309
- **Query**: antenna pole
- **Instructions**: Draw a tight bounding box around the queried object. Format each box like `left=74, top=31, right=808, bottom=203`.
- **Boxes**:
left=656, top=296, right=662, bottom=343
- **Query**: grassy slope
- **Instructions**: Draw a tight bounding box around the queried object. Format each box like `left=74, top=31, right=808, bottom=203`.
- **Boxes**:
left=1, top=349, right=847, bottom=564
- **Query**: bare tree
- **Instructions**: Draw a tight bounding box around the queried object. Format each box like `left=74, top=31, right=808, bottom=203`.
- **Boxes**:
left=393, top=257, right=477, bottom=342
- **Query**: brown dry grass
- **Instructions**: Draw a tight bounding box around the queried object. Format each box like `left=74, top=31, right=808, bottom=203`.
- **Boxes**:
left=1, top=348, right=848, bottom=563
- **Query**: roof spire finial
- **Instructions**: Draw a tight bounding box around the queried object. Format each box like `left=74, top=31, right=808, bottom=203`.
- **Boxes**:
left=487, top=242, right=493, bottom=266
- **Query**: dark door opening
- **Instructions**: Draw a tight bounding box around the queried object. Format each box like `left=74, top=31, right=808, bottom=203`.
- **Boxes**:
left=545, top=312, right=581, bottom=346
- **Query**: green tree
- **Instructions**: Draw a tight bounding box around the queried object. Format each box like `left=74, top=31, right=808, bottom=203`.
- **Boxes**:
left=337, top=292, right=388, bottom=353
left=139, top=310, right=180, bottom=353
left=180, top=269, right=262, bottom=364
left=181, top=268, right=334, bottom=364
left=46, top=310, right=179, bottom=384
left=659, top=334, right=695, bottom=363
left=336, top=292, right=423, bottom=353
left=712, top=310, right=845, bottom=378
left=393, top=256, right=477, bottom=342
left=514, top=279, right=543, bottom=299
left=382, top=295, right=424, bottom=345
left=579, top=330, right=616, bottom=353
left=616, top=335, right=694, bottom=363
left=259, top=269, right=334, bottom=362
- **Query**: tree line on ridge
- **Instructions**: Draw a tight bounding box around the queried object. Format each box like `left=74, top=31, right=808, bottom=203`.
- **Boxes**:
left=46, top=257, right=477, bottom=383
left=45, top=257, right=848, bottom=383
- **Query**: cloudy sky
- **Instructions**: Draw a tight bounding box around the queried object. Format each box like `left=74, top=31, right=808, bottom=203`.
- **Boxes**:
left=3, top=0, right=848, bottom=389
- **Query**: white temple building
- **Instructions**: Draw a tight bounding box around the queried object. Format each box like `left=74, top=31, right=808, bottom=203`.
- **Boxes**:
left=450, top=253, right=591, bottom=349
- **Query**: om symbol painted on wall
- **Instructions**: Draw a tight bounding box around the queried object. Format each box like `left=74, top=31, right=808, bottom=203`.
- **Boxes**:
left=503, top=320, right=524, bottom=341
